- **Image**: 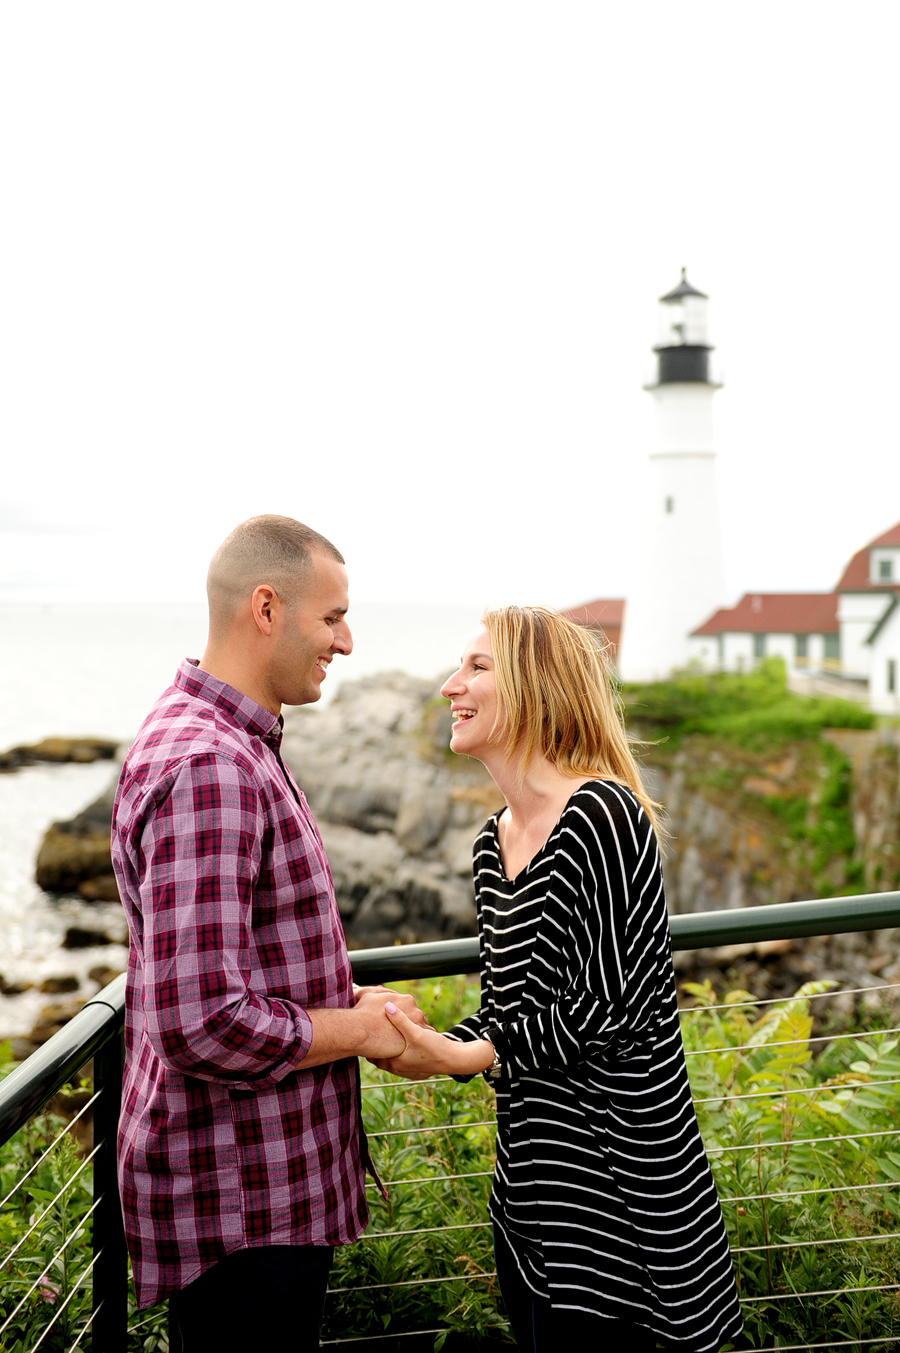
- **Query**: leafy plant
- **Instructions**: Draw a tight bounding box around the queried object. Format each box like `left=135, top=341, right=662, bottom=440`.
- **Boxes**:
left=623, top=658, right=875, bottom=749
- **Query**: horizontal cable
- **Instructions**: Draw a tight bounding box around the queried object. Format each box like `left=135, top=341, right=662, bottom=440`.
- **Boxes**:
left=362, top=1076, right=448, bottom=1093
left=692, top=1075, right=900, bottom=1106
left=722, top=1178, right=899, bottom=1205
left=0, top=1144, right=99, bottom=1272
left=731, top=1229, right=900, bottom=1256
left=323, top=1323, right=511, bottom=1346
left=679, top=980, right=900, bottom=1016
left=684, top=1024, right=900, bottom=1057
left=359, top=1221, right=492, bottom=1241
left=367, top=1119, right=494, bottom=1140
left=323, top=1331, right=446, bottom=1347
left=365, top=1170, right=492, bottom=1189
left=328, top=1270, right=495, bottom=1295
left=31, top=1249, right=98, bottom=1352
left=0, top=1090, right=99, bottom=1213
left=744, top=1340, right=899, bottom=1351
left=705, top=1126, right=900, bottom=1155
left=0, top=1197, right=98, bottom=1338
left=736, top=1282, right=898, bottom=1304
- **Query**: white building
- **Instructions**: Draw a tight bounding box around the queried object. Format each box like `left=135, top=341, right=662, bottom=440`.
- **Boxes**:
left=684, top=522, right=900, bottom=715
left=617, top=271, right=729, bottom=682
left=687, top=593, right=840, bottom=677
left=836, top=521, right=900, bottom=715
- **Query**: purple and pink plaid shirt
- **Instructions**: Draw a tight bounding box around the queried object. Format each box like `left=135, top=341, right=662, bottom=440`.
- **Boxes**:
left=111, top=660, right=368, bottom=1307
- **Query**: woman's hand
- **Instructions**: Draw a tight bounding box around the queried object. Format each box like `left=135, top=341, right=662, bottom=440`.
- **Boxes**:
left=369, top=1003, right=496, bottom=1081
left=352, top=984, right=432, bottom=1029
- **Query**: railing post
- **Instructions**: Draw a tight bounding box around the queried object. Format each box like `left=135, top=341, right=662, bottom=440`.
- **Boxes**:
left=91, top=1030, right=128, bottom=1353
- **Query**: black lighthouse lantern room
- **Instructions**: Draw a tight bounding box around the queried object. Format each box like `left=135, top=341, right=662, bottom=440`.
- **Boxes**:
left=653, top=269, right=715, bottom=386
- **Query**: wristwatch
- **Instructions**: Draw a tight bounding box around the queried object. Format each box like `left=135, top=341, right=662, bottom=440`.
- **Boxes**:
left=482, top=1039, right=503, bottom=1081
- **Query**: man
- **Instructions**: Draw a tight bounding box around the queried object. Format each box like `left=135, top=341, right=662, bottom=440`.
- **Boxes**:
left=111, top=515, right=423, bottom=1352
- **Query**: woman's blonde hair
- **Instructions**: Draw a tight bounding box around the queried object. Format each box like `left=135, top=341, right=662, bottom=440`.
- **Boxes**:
left=483, top=605, right=663, bottom=834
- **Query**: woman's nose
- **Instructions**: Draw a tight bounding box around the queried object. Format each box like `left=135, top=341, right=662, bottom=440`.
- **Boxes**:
left=440, top=668, right=462, bottom=698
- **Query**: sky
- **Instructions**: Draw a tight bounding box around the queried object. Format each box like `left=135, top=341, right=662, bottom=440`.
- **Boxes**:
left=1, top=2, right=898, bottom=614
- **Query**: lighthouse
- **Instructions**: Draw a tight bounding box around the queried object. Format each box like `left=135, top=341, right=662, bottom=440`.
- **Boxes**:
left=617, top=270, right=729, bottom=681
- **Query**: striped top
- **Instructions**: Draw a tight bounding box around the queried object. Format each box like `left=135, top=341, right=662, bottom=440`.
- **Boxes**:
left=449, top=781, right=742, bottom=1350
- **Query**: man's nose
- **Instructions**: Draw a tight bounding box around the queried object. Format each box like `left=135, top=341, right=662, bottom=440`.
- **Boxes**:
left=333, top=620, right=353, bottom=656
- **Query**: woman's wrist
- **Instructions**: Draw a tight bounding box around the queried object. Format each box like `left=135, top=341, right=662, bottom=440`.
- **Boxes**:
left=446, top=1035, right=498, bottom=1077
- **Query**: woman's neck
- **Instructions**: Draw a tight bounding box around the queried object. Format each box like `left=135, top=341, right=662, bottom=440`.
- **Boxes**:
left=481, top=747, right=586, bottom=829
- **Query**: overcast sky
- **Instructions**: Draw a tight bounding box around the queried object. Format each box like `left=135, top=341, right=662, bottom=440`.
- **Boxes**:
left=1, top=3, right=898, bottom=612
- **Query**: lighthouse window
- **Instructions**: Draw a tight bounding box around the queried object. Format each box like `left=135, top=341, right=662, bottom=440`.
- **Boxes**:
left=824, top=634, right=841, bottom=664
left=795, top=634, right=808, bottom=662
left=753, top=634, right=766, bottom=660
left=879, top=559, right=893, bottom=580
left=665, top=496, right=674, bottom=514
left=889, top=659, right=897, bottom=695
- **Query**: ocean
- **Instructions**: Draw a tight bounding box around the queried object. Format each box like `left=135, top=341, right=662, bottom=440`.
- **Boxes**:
left=0, top=598, right=481, bottom=1039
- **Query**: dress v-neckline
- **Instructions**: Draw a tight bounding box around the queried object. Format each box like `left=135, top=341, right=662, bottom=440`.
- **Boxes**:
left=493, top=780, right=598, bottom=885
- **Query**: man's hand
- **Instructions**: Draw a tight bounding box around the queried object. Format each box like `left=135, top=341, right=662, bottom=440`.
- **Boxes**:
left=370, top=1003, right=496, bottom=1081
left=297, top=987, right=432, bottom=1069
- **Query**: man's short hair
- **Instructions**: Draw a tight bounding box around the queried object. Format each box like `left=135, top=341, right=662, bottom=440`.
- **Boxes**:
left=207, top=515, right=344, bottom=628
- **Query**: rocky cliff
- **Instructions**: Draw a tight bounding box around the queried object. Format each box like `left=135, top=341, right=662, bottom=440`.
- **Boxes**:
left=16, top=672, right=900, bottom=1055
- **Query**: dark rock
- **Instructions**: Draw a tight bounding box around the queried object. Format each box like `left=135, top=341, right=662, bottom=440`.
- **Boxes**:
left=77, top=873, right=120, bottom=902
left=62, top=927, right=114, bottom=949
left=88, top=965, right=124, bottom=989
left=39, top=975, right=80, bottom=995
left=30, top=999, right=86, bottom=1043
left=0, top=974, right=33, bottom=996
left=0, top=736, right=118, bottom=771
left=35, top=826, right=112, bottom=892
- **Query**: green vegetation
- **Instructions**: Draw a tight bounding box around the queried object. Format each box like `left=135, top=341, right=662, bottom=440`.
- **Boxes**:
left=4, top=974, right=900, bottom=1350
left=622, top=659, right=880, bottom=899
left=622, top=658, right=875, bottom=750
left=683, top=980, right=900, bottom=1350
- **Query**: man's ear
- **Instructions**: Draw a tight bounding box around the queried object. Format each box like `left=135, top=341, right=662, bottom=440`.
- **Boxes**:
left=250, top=584, right=279, bottom=636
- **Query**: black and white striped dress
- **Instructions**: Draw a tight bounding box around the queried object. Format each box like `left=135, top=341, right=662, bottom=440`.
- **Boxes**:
left=449, top=781, right=742, bottom=1351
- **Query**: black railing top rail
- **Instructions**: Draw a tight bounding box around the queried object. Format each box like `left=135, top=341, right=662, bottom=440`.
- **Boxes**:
left=0, top=976, right=126, bottom=1147
left=350, top=890, right=900, bottom=983
left=3, top=890, right=900, bottom=1147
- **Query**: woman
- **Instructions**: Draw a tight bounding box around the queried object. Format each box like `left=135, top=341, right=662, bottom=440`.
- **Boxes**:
left=375, top=607, right=742, bottom=1351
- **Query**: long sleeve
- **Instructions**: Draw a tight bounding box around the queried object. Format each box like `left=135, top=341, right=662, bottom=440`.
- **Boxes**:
left=125, top=752, right=314, bottom=1088
left=481, top=784, right=669, bottom=1076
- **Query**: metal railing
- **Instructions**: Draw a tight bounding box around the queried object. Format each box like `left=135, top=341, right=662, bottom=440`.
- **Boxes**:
left=2, top=890, right=900, bottom=1352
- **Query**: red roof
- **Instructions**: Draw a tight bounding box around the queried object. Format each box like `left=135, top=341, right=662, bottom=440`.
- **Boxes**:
left=560, top=598, right=625, bottom=657
left=836, top=520, right=900, bottom=593
left=561, top=598, right=625, bottom=628
left=691, top=593, right=838, bottom=637
left=868, top=520, right=900, bottom=548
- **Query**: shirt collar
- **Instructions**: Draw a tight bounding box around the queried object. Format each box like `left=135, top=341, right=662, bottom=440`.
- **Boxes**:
left=175, top=659, right=284, bottom=746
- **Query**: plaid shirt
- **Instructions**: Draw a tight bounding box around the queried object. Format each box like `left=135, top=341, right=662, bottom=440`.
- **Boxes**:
left=111, top=660, right=368, bottom=1307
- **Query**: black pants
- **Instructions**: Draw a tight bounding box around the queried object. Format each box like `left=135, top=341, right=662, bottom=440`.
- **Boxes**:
left=493, top=1226, right=660, bottom=1351
left=168, top=1244, right=334, bottom=1353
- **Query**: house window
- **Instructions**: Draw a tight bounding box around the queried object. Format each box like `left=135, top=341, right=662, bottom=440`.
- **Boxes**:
left=889, top=659, right=897, bottom=695
left=795, top=634, right=808, bottom=663
left=879, top=559, right=893, bottom=580
left=824, top=634, right=841, bottom=666
left=665, top=496, right=674, bottom=514
left=753, top=634, right=766, bottom=660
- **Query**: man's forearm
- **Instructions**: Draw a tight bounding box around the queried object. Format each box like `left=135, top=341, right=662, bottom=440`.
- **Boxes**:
left=296, top=996, right=413, bottom=1069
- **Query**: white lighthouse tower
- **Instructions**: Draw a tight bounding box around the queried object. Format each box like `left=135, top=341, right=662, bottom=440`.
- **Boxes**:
left=617, top=270, right=729, bottom=681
